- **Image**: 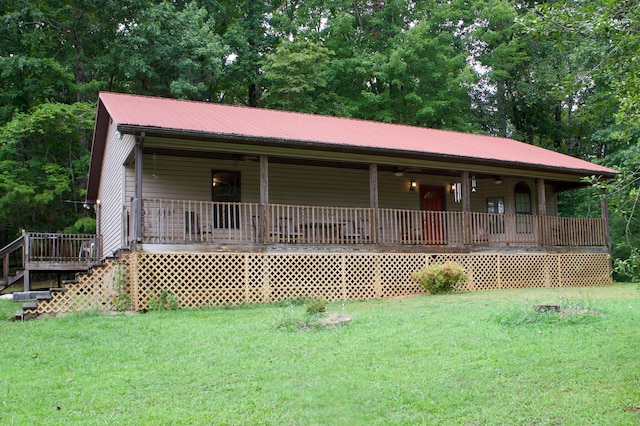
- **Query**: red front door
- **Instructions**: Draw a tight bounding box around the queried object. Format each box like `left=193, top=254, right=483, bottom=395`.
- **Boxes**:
left=420, top=186, right=446, bottom=245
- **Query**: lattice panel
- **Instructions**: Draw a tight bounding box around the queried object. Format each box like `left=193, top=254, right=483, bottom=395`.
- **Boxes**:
left=245, top=255, right=267, bottom=304
left=380, top=254, right=428, bottom=297
left=545, top=255, right=562, bottom=288
left=559, top=253, right=612, bottom=287
left=498, top=254, right=549, bottom=289
left=344, top=254, right=379, bottom=300
left=34, top=252, right=612, bottom=314
left=264, top=254, right=344, bottom=302
left=35, top=256, right=132, bottom=314
left=135, top=253, right=246, bottom=309
left=464, top=254, right=499, bottom=291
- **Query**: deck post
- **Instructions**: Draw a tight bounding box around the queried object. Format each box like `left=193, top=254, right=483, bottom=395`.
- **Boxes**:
left=461, top=171, right=471, bottom=245
left=95, top=200, right=102, bottom=259
left=260, top=155, right=269, bottom=244
left=2, top=252, right=8, bottom=288
left=537, top=178, right=547, bottom=245
left=134, top=132, right=145, bottom=242
left=600, top=187, right=612, bottom=270
left=369, top=164, right=379, bottom=243
left=22, top=231, right=30, bottom=292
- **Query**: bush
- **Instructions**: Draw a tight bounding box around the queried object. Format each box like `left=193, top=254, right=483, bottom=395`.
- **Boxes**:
left=305, top=297, right=327, bottom=315
left=411, top=261, right=468, bottom=294
left=147, top=289, right=180, bottom=311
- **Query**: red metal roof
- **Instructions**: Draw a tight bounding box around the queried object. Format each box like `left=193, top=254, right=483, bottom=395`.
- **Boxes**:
left=97, top=92, right=617, bottom=177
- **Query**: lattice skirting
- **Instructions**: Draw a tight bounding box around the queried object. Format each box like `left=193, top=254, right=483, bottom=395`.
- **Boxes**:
left=35, top=257, right=132, bottom=314
left=35, top=251, right=612, bottom=313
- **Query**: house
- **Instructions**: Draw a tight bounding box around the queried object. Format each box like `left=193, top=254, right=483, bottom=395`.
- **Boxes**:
left=34, top=92, right=619, bottom=312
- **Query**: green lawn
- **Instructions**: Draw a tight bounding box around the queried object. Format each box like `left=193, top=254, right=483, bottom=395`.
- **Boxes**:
left=1, top=284, right=640, bottom=425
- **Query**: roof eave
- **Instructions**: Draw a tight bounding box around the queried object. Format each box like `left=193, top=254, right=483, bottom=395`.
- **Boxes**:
left=85, top=99, right=110, bottom=204
left=117, top=125, right=619, bottom=181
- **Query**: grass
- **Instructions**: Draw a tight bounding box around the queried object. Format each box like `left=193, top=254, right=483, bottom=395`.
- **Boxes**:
left=1, top=283, right=640, bottom=425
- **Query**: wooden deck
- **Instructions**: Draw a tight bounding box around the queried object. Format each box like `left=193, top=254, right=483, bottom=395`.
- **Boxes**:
left=139, top=199, right=608, bottom=249
left=1, top=232, right=100, bottom=292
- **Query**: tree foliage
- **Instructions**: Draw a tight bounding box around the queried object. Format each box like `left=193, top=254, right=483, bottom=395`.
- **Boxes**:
left=0, top=102, right=94, bottom=233
left=0, top=0, right=637, bottom=273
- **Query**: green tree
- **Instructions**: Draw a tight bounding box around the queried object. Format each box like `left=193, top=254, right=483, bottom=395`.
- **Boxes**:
left=262, top=39, right=334, bottom=113
left=111, top=1, right=225, bottom=100
left=528, top=0, right=640, bottom=279
left=0, top=102, right=94, bottom=235
left=218, top=0, right=279, bottom=106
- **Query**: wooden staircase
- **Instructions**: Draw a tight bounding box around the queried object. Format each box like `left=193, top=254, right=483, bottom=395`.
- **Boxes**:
left=1, top=231, right=101, bottom=318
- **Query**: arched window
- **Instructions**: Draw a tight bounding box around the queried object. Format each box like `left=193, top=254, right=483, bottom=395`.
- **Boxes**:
left=514, top=182, right=532, bottom=233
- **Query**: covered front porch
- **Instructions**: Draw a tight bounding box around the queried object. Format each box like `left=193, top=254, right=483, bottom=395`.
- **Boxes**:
left=118, top=142, right=611, bottom=256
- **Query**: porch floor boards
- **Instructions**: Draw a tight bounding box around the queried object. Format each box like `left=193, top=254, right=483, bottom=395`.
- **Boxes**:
left=137, top=243, right=609, bottom=255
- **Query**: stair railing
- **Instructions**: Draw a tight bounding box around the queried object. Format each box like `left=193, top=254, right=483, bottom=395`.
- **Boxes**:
left=0, top=233, right=25, bottom=290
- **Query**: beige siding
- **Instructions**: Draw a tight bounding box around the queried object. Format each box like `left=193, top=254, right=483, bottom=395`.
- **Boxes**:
left=99, top=125, right=135, bottom=257
left=130, top=156, right=560, bottom=215
left=126, top=155, right=261, bottom=202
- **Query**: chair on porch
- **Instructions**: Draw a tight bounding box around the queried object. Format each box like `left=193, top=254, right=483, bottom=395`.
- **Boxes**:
left=340, top=221, right=361, bottom=242
left=282, top=218, right=304, bottom=242
left=184, top=211, right=200, bottom=237
left=252, top=216, right=284, bottom=242
left=78, top=240, right=95, bottom=262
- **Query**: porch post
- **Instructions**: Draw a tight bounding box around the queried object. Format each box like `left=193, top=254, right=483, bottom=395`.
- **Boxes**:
left=22, top=231, right=30, bottom=292
left=461, top=171, right=471, bottom=245
left=369, top=164, right=379, bottom=243
left=134, top=132, right=145, bottom=242
left=537, top=178, right=547, bottom=245
left=600, top=187, right=612, bottom=268
left=260, top=155, right=269, bottom=243
left=95, top=200, right=102, bottom=259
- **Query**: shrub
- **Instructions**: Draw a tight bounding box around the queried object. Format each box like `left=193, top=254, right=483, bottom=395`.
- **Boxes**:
left=411, top=261, right=468, bottom=294
left=147, top=289, right=180, bottom=311
left=305, top=297, right=327, bottom=315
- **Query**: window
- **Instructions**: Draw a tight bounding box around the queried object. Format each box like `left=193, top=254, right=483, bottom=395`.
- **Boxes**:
left=212, top=170, right=241, bottom=229
left=487, top=197, right=504, bottom=233
left=514, top=182, right=532, bottom=233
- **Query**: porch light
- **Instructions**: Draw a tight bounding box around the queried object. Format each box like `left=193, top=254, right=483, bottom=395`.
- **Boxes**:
left=471, top=174, right=477, bottom=192
left=410, top=180, right=417, bottom=191
left=494, top=177, right=503, bottom=185
left=394, top=167, right=404, bottom=177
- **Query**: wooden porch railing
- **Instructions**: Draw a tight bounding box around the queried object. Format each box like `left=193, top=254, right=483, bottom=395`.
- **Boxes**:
left=140, top=199, right=608, bottom=248
left=0, top=232, right=100, bottom=292
left=142, top=198, right=262, bottom=244
left=26, top=233, right=101, bottom=264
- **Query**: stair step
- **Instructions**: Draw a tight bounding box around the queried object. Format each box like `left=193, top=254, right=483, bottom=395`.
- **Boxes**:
left=22, top=302, right=38, bottom=310
left=13, top=291, right=51, bottom=302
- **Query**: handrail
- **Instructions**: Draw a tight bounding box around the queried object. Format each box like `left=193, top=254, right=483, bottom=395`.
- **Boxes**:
left=26, top=233, right=100, bottom=264
left=0, top=234, right=25, bottom=259
left=1, top=234, right=25, bottom=287
left=141, top=198, right=608, bottom=248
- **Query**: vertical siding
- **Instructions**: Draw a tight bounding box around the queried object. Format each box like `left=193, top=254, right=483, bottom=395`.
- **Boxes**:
left=99, top=124, right=135, bottom=257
